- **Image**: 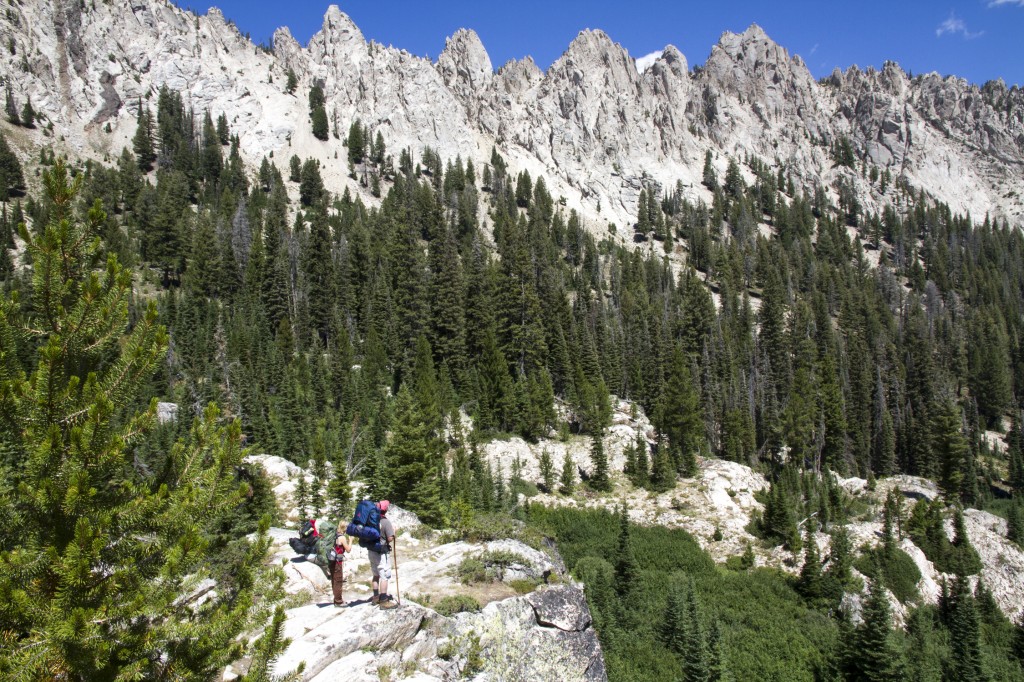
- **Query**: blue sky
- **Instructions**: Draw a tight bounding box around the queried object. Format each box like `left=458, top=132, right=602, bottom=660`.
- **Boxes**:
left=176, top=1, right=1024, bottom=86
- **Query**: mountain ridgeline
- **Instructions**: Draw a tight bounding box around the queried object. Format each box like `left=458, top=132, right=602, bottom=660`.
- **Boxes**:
left=2, top=1, right=1024, bottom=680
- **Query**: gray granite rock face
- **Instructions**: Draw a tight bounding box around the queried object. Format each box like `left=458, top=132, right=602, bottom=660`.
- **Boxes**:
left=2, top=2, right=1022, bottom=235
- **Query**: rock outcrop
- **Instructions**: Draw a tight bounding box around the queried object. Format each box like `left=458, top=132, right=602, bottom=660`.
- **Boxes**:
left=2, top=0, right=1022, bottom=237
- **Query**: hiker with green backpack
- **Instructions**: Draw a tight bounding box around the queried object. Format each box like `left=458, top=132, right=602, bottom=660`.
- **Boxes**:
left=346, top=499, right=397, bottom=609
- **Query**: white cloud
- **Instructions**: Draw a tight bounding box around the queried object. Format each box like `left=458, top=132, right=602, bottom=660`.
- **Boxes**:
left=635, top=51, right=662, bottom=74
left=935, top=12, right=984, bottom=39
left=808, top=43, right=819, bottom=56
left=988, top=0, right=1024, bottom=7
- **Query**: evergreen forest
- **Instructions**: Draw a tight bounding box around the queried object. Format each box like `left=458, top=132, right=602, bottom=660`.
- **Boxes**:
left=2, top=86, right=1024, bottom=679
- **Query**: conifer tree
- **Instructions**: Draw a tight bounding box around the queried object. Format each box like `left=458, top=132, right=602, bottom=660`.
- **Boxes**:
left=660, top=346, right=702, bottom=477
left=285, top=68, right=298, bottom=94
left=1013, top=611, right=1024, bottom=666
left=385, top=384, right=445, bottom=525
left=589, top=431, right=611, bottom=492
left=681, top=583, right=710, bottom=682
left=559, top=451, right=576, bottom=495
left=846, top=578, right=904, bottom=681
left=539, top=449, right=555, bottom=492
left=932, top=398, right=969, bottom=501
left=133, top=103, right=156, bottom=172
left=19, top=95, right=34, bottom=128
left=614, top=505, right=639, bottom=601
left=0, top=131, right=25, bottom=201
left=948, top=575, right=986, bottom=682
left=347, top=119, right=365, bottom=165
left=662, top=586, right=688, bottom=656
left=649, top=437, right=676, bottom=493
left=1008, top=495, right=1023, bottom=547
left=950, top=507, right=982, bottom=576
left=798, top=520, right=823, bottom=602
left=0, top=161, right=280, bottom=678
left=4, top=83, right=18, bottom=125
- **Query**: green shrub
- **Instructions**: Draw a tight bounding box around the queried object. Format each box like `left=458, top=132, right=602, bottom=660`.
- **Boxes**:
left=456, top=557, right=489, bottom=584
left=434, top=595, right=482, bottom=617
left=522, top=504, right=838, bottom=680
left=854, top=547, right=921, bottom=604
left=509, top=578, right=541, bottom=594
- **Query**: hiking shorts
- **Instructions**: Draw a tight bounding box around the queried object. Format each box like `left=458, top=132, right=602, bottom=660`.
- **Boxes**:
left=369, top=549, right=392, bottom=580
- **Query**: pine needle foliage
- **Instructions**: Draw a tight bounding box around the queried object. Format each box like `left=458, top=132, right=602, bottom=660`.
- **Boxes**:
left=0, top=161, right=283, bottom=680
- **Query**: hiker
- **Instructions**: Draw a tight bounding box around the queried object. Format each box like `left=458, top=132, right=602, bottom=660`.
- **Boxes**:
left=328, top=526, right=352, bottom=607
left=369, top=500, right=397, bottom=609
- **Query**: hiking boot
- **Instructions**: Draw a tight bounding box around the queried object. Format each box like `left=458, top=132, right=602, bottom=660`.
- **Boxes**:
left=378, top=599, right=398, bottom=610
left=370, top=594, right=380, bottom=605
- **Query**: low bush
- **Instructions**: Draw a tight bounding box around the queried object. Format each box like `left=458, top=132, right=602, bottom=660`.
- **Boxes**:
left=434, top=595, right=482, bottom=617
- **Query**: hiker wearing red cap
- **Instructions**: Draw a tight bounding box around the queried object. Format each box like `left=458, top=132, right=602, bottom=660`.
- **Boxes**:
left=369, top=500, right=397, bottom=609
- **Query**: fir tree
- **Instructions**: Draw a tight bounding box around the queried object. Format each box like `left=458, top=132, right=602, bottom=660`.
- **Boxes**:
left=798, top=520, right=823, bottom=602
left=385, top=384, right=445, bottom=525
left=589, top=431, right=611, bottom=492
left=846, top=578, right=904, bottom=681
left=0, top=131, right=25, bottom=201
left=949, top=507, right=982, bottom=576
left=285, top=67, right=298, bottom=94
left=948, top=574, right=986, bottom=682
left=932, top=398, right=969, bottom=501
left=559, top=451, right=576, bottom=495
left=133, top=103, right=156, bottom=172
left=539, top=448, right=555, bottom=493
left=19, top=95, right=34, bottom=128
left=1008, top=495, right=1023, bottom=547
left=347, top=119, right=365, bottom=165
left=614, top=505, right=639, bottom=600
left=660, top=346, right=702, bottom=477
left=0, top=161, right=279, bottom=678
left=311, top=106, right=329, bottom=141
left=4, top=83, right=18, bottom=125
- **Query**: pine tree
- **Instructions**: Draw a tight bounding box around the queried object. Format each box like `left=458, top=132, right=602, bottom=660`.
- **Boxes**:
left=385, top=384, right=445, bottom=525
left=948, top=574, right=986, bottom=682
left=1008, top=495, right=1023, bottom=547
left=0, top=161, right=279, bottom=678
left=614, top=505, right=639, bottom=600
left=950, top=507, right=982, bottom=576
left=846, top=578, right=904, bottom=681
left=798, top=520, right=823, bottom=602
left=19, top=95, right=34, bottom=128
left=702, top=150, right=717, bottom=190
left=285, top=68, right=298, bottom=94
left=681, top=583, right=710, bottom=682
left=660, top=346, right=703, bottom=477
left=1013, top=611, right=1024, bottom=666
left=589, top=431, right=611, bottom=492
left=662, top=586, right=688, bottom=656
left=347, top=119, right=365, bottom=165
left=932, top=398, right=969, bottom=501
left=133, top=103, right=156, bottom=172
left=311, top=106, right=329, bottom=141
left=649, top=437, right=676, bottom=492
left=539, top=449, right=555, bottom=493
left=559, top=451, right=576, bottom=495
left=4, top=83, right=18, bottom=124
left=0, top=131, right=25, bottom=201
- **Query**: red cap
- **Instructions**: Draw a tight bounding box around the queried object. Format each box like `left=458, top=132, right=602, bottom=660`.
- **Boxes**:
left=377, top=500, right=390, bottom=513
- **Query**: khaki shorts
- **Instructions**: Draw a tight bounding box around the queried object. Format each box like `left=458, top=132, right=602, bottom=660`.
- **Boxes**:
left=368, top=549, right=392, bottom=580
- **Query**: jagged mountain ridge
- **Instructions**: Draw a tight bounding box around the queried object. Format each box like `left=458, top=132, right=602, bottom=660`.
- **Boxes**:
left=2, top=0, right=1023, bottom=232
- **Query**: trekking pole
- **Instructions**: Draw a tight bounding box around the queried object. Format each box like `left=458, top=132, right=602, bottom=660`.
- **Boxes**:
left=393, top=537, right=401, bottom=606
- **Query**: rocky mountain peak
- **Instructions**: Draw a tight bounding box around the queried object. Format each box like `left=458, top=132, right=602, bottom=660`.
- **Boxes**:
left=308, top=4, right=367, bottom=71
left=642, top=45, right=689, bottom=85
left=2, top=0, right=1023, bottom=231
left=437, top=28, right=493, bottom=98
